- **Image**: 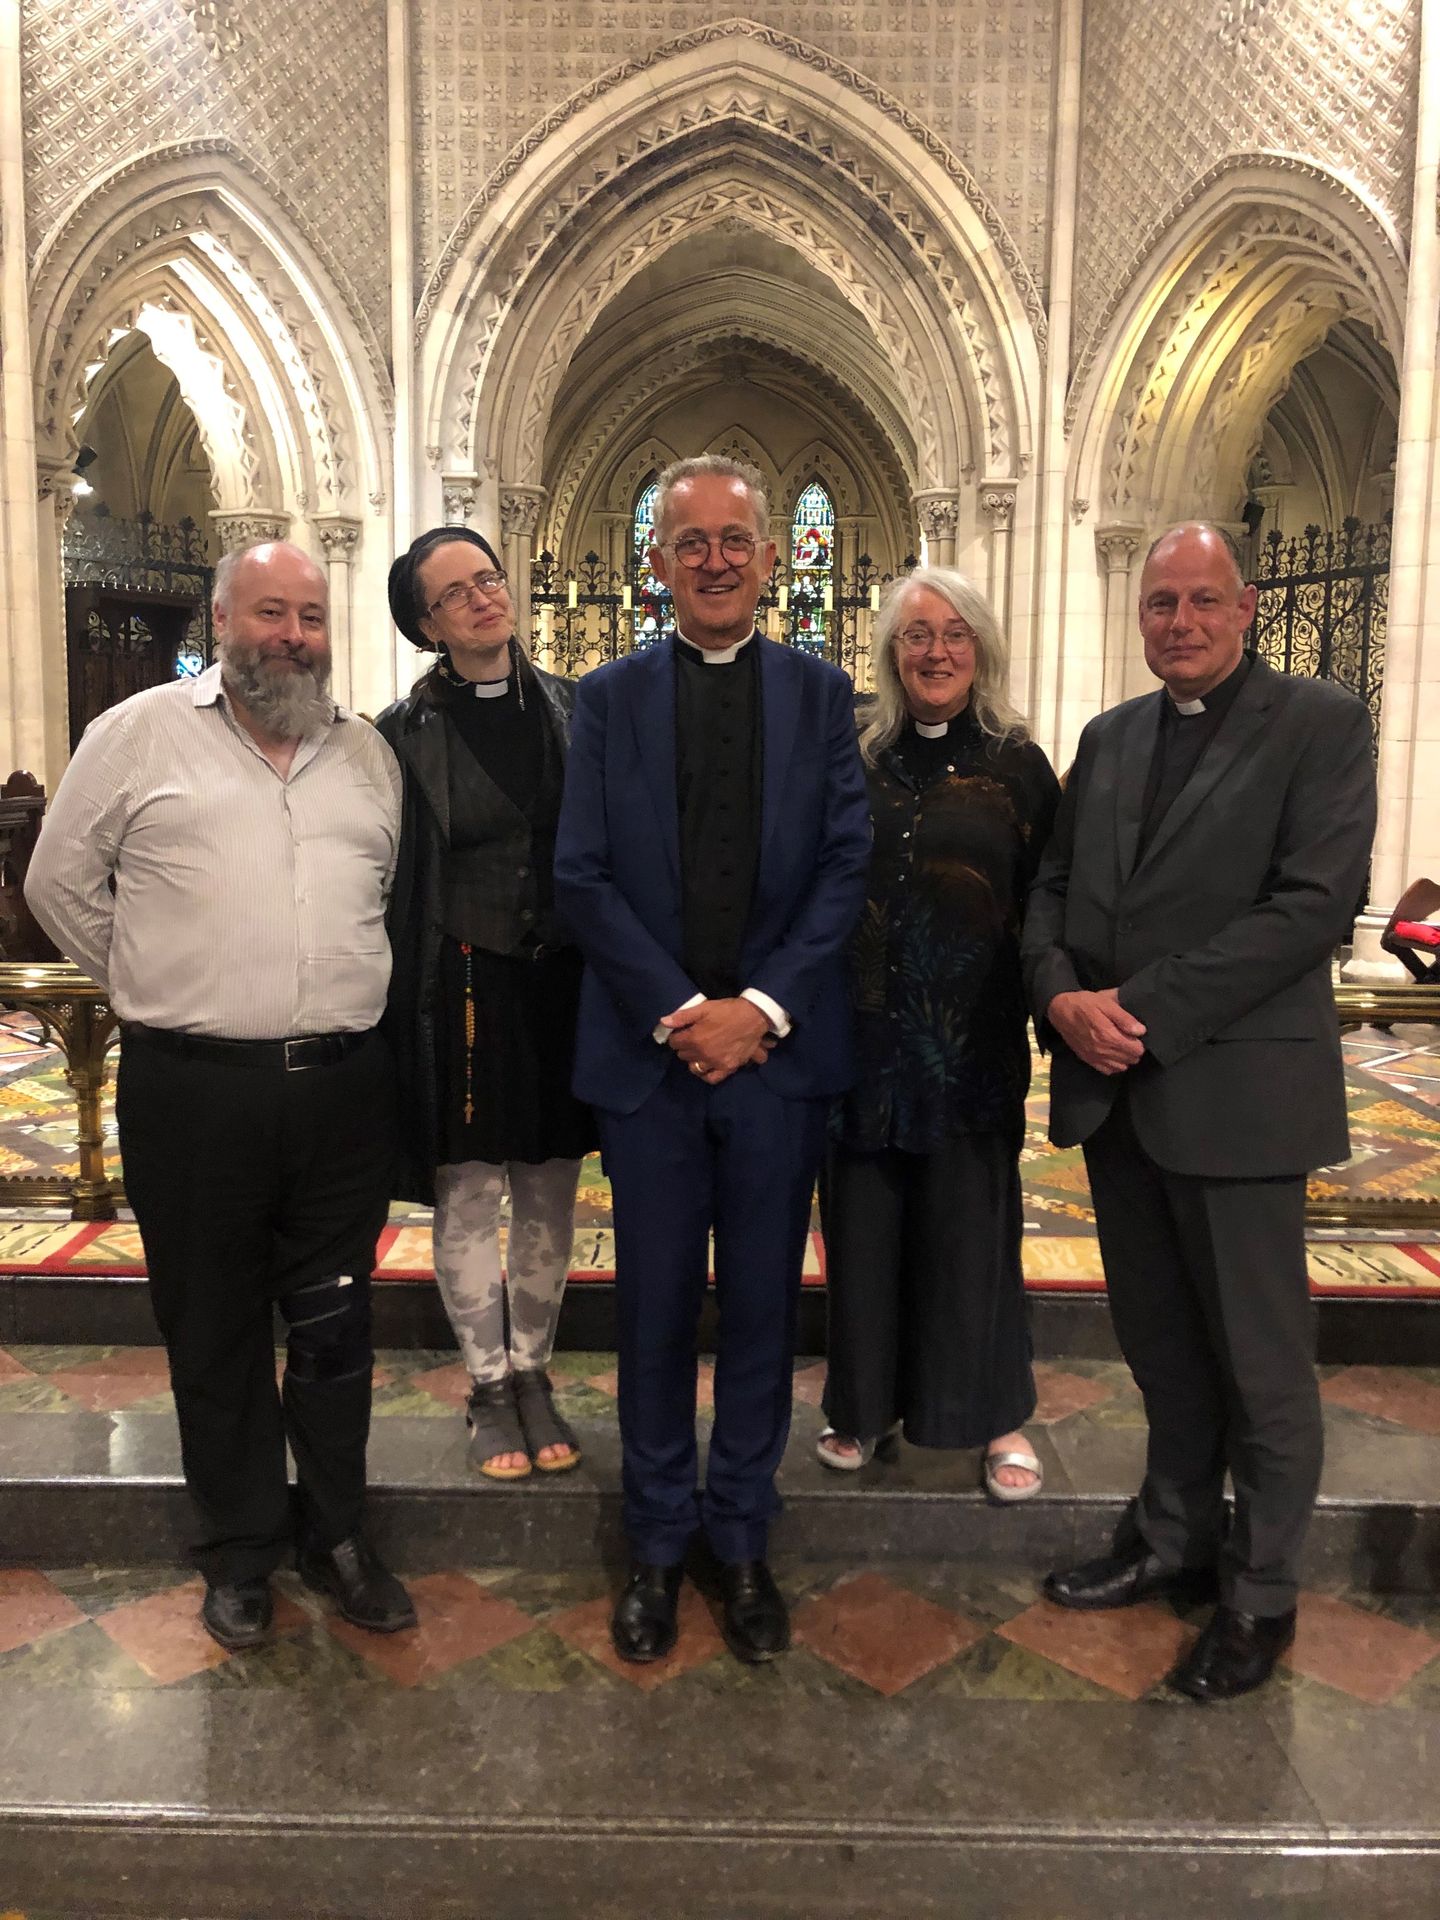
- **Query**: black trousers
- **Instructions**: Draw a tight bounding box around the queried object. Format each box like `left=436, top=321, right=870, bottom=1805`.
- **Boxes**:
left=819, top=1134, right=1035, bottom=1449
left=1083, top=1090, right=1320, bottom=1616
left=116, top=1028, right=397, bottom=1585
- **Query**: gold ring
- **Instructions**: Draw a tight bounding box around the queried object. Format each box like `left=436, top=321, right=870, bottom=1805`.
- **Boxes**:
left=691, top=1061, right=704, bottom=1075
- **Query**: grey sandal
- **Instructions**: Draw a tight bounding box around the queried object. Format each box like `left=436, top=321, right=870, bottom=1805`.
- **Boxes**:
left=465, top=1377, right=531, bottom=1480
left=511, top=1367, right=582, bottom=1472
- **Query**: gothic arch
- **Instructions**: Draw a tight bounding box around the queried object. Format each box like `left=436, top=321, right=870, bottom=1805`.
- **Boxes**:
left=30, top=146, right=391, bottom=530
left=1069, top=158, right=1406, bottom=530
left=419, top=26, right=1040, bottom=513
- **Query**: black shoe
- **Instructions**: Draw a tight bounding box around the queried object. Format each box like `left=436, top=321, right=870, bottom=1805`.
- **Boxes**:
left=298, top=1536, right=417, bottom=1634
left=717, top=1559, right=790, bottom=1664
left=1170, top=1604, right=1296, bottom=1703
left=611, top=1562, right=683, bottom=1664
left=1043, top=1538, right=1220, bottom=1611
left=201, top=1576, right=273, bottom=1651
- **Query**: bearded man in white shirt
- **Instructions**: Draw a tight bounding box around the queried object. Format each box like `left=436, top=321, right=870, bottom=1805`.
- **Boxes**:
left=27, top=540, right=416, bottom=1651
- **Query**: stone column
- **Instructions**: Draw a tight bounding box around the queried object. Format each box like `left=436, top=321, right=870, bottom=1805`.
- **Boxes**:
left=386, top=0, right=416, bottom=550
left=978, top=483, right=1019, bottom=638
left=1, top=1, right=56, bottom=777
left=441, top=473, right=478, bottom=527
left=1094, top=523, right=1145, bottom=709
left=499, top=484, right=546, bottom=635
left=912, top=492, right=959, bottom=568
left=34, top=457, right=75, bottom=774
left=209, top=511, right=291, bottom=553
left=314, top=517, right=362, bottom=707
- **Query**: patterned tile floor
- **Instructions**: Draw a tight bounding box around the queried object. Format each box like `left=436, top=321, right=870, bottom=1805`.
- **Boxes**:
left=0, top=1552, right=1436, bottom=1710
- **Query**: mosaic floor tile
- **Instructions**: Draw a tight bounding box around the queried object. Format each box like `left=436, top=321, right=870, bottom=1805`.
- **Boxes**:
left=1031, top=1364, right=1115, bottom=1423
left=1320, top=1364, right=1440, bottom=1434
left=0, top=1570, right=86, bottom=1656
left=407, top=1360, right=473, bottom=1410
left=929, top=1634, right=1116, bottom=1702
left=0, top=1348, right=34, bottom=1386
left=997, top=1598, right=1197, bottom=1702
left=323, top=1570, right=532, bottom=1686
left=44, top=1346, right=173, bottom=1413
left=94, top=1577, right=236, bottom=1684
left=1285, top=1592, right=1440, bottom=1705
left=792, top=1571, right=984, bottom=1696
left=547, top=1583, right=725, bottom=1692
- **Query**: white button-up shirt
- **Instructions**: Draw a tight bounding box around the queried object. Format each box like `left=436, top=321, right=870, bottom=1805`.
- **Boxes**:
left=26, top=664, right=402, bottom=1039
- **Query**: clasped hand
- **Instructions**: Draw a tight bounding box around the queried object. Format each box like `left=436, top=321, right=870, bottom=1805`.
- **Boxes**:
left=662, top=998, right=774, bottom=1085
left=1046, top=988, right=1146, bottom=1076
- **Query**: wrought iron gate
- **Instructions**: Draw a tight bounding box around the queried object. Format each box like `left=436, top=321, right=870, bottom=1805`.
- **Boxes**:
left=528, top=549, right=917, bottom=688
left=1247, top=518, right=1387, bottom=742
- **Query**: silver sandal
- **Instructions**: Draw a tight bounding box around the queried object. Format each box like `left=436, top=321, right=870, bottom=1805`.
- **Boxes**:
left=465, top=1377, right=531, bottom=1481
left=983, top=1445, right=1043, bottom=1505
left=511, top=1367, right=582, bottom=1473
left=815, top=1425, right=901, bottom=1472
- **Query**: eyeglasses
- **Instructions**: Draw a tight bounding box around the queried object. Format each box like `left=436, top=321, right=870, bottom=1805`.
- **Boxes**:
left=428, top=570, right=509, bottom=616
left=897, top=624, right=977, bottom=656
left=661, top=531, right=759, bottom=569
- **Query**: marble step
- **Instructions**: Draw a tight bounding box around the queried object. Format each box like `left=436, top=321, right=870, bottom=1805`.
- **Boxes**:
left=5, top=1266, right=1440, bottom=1364
left=1, top=1347, right=1437, bottom=1591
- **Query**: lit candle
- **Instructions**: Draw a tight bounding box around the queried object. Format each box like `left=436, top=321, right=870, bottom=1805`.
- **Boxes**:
left=778, top=584, right=789, bottom=613
left=567, top=578, right=578, bottom=610
left=869, top=584, right=880, bottom=612
left=622, top=584, right=632, bottom=612
left=822, top=583, right=833, bottom=612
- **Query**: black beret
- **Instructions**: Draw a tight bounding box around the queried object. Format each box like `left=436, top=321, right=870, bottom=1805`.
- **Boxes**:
left=387, top=526, right=504, bottom=648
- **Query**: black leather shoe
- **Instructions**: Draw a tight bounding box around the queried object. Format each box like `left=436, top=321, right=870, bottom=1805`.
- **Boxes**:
left=297, top=1536, right=417, bottom=1634
left=611, top=1562, right=683, bottom=1664
left=1170, top=1604, right=1296, bottom=1703
left=1043, top=1539, right=1220, bottom=1611
left=201, top=1576, right=273, bottom=1651
left=717, top=1559, right=790, bottom=1664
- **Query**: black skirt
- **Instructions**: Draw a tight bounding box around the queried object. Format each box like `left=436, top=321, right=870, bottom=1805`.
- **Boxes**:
left=435, top=938, right=597, bottom=1166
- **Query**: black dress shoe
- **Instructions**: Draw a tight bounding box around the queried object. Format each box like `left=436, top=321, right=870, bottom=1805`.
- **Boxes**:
left=611, top=1562, right=683, bottom=1664
left=1043, top=1539, right=1220, bottom=1611
left=1170, top=1604, right=1296, bottom=1703
left=201, top=1576, right=273, bottom=1651
left=298, top=1536, right=417, bottom=1634
left=717, top=1559, right=789, bottom=1664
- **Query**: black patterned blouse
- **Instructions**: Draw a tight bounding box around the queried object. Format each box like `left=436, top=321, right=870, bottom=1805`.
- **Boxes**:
left=833, top=705, right=1060, bottom=1154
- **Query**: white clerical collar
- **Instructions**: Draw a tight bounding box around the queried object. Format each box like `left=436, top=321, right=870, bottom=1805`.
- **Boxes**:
left=676, top=628, right=754, bottom=666
left=472, top=676, right=510, bottom=699
left=1169, top=694, right=1206, bottom=716
left=915, top=719, right=949, bottom=740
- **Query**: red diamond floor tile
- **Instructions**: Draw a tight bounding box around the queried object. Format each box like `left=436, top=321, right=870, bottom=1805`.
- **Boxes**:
left=0, top=1569, right=87, bottom=1656
left=793, top=1572, right=985, bottom=1696
left=1285, top=1592, right=1440, bottom=1705
left=791, top=1361, right=827, bottom=1408
left=584, top=1364, right=715, bottom=1410
left=408, top=1361, right=472, bottom=1410
left=0, top=1349, right=34, bottom=1386
left=548, top=1584, right=725, bottom=1692
left=1031, top=1364, right=1115, bottom=1424
left=1320, top=1365, right=1440, bottom=1436
left=45, top=1348, right=173, bottom=1413
left=323, top=1571, right=532, bottom=1686
left=997, top=1599, right=1196, bottom=1701
left=95, top=1577, right=305, bottom=1684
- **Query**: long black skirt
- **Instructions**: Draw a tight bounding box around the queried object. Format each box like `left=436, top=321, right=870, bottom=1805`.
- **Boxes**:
left=819, top=1132, right=1035, bottom=1448
left=435, top=939, right=597, bottom=1166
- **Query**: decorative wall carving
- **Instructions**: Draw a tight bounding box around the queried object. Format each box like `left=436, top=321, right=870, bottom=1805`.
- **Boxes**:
left=314, top=516, right=361, bottom=558
left=414, top=7, right=1055, bottom=314
left=21, top=0, right=390, bottom=364
left=978, top=486, right=1017, bottom=533
left=1075, top=0, right=1416, bottom=368
left=442, top=475, right=478, bottom=525
left=499, top=487, right=544, bottom=541
left=209, top=510, right=289, bottom=552
left=914, top=493, right=961, bottom=542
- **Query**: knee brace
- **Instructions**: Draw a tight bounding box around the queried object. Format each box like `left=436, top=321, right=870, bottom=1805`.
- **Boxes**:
left=281, top=1271, right=373, bottom=1383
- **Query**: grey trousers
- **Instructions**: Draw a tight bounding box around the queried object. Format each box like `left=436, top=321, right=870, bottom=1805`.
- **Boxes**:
left=1083, top=1091, right=1320, bottom=1616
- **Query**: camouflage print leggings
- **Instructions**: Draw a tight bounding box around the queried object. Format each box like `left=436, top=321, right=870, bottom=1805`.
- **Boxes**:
left=432, top=1157, right=583, bottom=1386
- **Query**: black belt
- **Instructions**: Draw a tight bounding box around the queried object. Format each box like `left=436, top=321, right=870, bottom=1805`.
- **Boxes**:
left=121, top=1024, right=375, bottom=1071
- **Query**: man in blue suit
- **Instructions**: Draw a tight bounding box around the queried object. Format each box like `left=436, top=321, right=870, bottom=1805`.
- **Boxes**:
left=554, top=455, right=870, bottom=1664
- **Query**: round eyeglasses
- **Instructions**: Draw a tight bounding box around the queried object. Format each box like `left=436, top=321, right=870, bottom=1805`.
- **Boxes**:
left=897, top=624, right=976, bottom=655
left=428, top=570, right=509, bottom=616
left=661, top=532, right=759, bottom=569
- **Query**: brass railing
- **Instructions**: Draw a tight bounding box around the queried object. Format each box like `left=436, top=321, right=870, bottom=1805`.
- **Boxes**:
left=0, top=968, right=1434, bottom=1230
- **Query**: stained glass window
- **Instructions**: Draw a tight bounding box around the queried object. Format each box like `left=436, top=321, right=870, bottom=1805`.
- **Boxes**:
left=631, top=479, right=668, bottom=647
left=790, top=480, right=835, bottom=655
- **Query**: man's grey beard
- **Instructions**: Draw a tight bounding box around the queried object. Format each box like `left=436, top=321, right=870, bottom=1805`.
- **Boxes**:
left=219, top=640, right=333, bottom=740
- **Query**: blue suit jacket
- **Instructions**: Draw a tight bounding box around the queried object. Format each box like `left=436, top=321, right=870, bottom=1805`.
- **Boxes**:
left=554, top=635, right=871, bottom=1115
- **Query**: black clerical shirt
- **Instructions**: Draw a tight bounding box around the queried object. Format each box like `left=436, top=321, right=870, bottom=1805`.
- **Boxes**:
left=673, top=633, right=763, bottom=1000
left=1136, top=651, right=1252, bottom=863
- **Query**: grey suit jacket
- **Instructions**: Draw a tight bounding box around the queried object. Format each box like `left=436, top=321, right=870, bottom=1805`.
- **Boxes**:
left=1022, top=657, right=1377, bottom=1179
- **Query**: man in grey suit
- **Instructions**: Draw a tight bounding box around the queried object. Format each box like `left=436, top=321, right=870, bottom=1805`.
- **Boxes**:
left=1023, top=522, right=1376, bottom=1701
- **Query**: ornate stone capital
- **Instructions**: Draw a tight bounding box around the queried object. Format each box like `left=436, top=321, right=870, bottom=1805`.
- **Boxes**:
left=499, top=485, right=546, bottom=542
left=441, top=474, right=479, bottom=527
left=210, top=511, right=290, bottom=555
left=978, top=484, right=1018, bottom=534
left=911, top=491, right=960, bottom=544
left=1095, top=523, right=1146, bottom=575
left=314, top=517, right=362, bottom=560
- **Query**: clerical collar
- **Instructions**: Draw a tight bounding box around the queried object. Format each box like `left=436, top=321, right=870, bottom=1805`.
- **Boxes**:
left=915, top=719, right=950, bottom=739
left=1165, top=650, right=1252, bottom=719
left=472, top=676, right=510, bottom=700
left=675, top=629, right=755, bottom=666
left=1171, top=695, right=1205, bottom=717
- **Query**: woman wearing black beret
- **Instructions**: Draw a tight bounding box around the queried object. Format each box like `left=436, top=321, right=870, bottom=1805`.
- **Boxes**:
left=378, top=527, right=594, bottom=1480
